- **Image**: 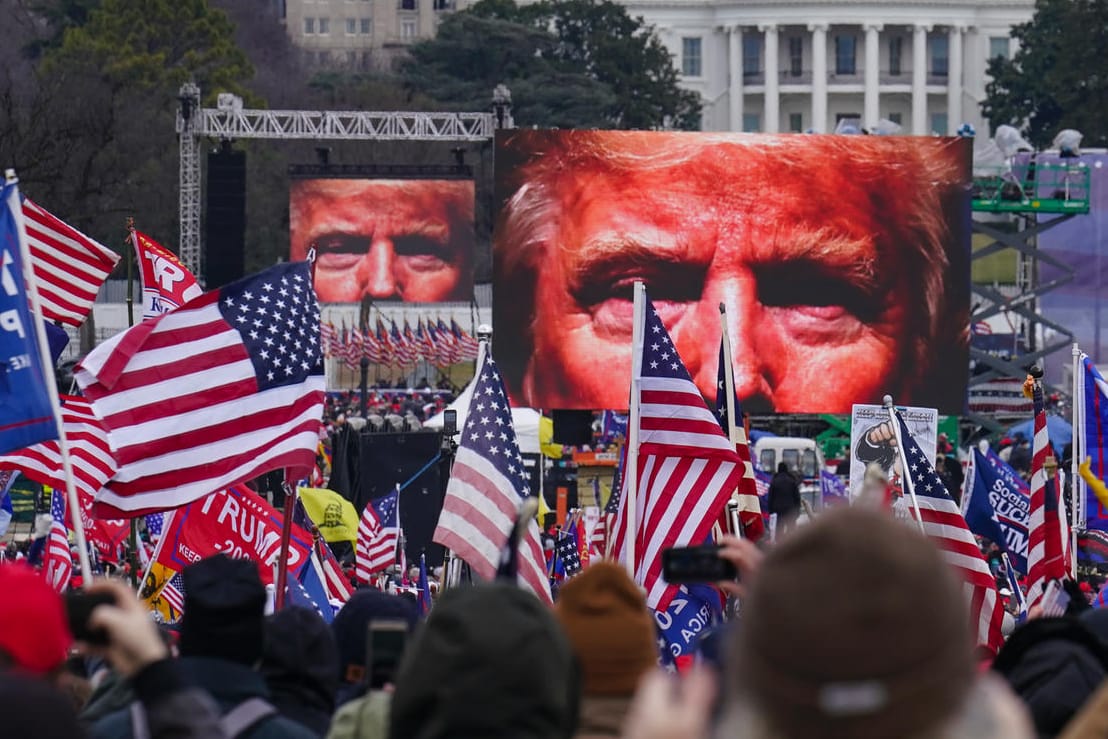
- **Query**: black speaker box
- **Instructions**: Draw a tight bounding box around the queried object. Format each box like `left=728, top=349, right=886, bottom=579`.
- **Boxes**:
left=552, top=409, right=594, bottom=445
left=205, top=147, right=246, bottom=288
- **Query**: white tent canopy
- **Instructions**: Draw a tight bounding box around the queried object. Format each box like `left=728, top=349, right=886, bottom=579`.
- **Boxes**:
left=423, top=345, right=542, bottom=454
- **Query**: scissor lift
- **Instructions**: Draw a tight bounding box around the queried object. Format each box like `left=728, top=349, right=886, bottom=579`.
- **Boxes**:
left=967, top=160, right=1091, bottom=432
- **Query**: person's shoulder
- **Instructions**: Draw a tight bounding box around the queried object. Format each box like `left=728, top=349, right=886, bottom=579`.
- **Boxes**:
left=327, top=692, right=391, bottom=739
left=88, top=706, right=135, bottom=739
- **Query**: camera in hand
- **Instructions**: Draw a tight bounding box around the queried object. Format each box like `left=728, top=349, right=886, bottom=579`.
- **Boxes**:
left=662, top=545, right=737, bottom=584
left=366, top=619, right=409, bottom=689
left=65, top=591, right=117, bottom=646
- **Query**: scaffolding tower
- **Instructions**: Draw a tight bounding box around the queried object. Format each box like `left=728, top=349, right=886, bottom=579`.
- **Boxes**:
left=967, top=159, right=1091, bottom=432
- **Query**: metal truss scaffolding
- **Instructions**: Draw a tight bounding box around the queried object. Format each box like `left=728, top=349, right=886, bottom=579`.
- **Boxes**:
left=175, top=84, right=507, bottom=281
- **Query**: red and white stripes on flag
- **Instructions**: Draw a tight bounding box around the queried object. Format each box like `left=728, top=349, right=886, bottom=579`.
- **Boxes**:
left=44, top=491, right=72, bottom=592
left=0, top=395, right=115, bottom=504
left=610, top=291, right=742, bottom=612
left=1027, top=378, right=1068, bottom=608
left=74, top=262, right=325, bottom=517
left=893, top=412, right=1004, bottom=655
left=22, top=199, right=120, bottom=326
left=433, top=348, right=552, bottom=604
left=355, top=490, right=400, bottom=582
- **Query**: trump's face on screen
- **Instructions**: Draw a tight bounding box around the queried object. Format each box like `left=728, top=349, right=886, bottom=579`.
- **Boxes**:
left=492, top=131, right=970, bottom=414
left=290, top=179, right=476, bottom=303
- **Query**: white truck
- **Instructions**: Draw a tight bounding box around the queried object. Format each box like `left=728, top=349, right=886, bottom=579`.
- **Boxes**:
left=752, top=436, right=825, bottom=513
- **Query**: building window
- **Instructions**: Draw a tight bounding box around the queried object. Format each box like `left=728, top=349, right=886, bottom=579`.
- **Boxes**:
left=401, top=19, right=416, bottom=38
left=319, top=17, right=330, bottom=34
left=304, top=17, right=315, bottom=34
left=681, top=37, right=702, bottom=77
left=399, top=0, right=416, bottom=9
left=888, top=111, right=902, bottom=125
left=989, top=36, right=1010, bottom=60
left=742, top=34, right=761, bottom=78
left=360, top=18, right=371, bottom=33
left=788, top=36, right=803, bottom=77
left=888, top=36, right=902, bottom=76
left=835, top=34, right=856, bottom=75
left=742, top=113, right=760, bottom=132
left=930, top=34, right=948, bottom=76
left=346, top=18, right=357, bottom=34
left=789, top=112, right=803, bottom=132
left=931, top=112, right=948, bottom=134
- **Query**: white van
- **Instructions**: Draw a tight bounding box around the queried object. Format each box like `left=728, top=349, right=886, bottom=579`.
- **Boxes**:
left=752, top=436, right=825, bottom=512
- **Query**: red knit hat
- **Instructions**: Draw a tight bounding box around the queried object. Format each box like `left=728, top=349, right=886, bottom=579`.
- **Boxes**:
left=0, top=564, right=72, bottom=674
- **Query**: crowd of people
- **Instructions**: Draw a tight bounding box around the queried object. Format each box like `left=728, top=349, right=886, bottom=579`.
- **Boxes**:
left=7, top=493, right=1108, bottom=738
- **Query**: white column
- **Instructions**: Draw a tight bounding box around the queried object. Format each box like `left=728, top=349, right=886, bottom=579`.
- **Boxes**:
left=912, top=23, right=930, bottom=134
left=729, top=26, right=744, bottom=132
left=864, top=23, right=882, bottom=130
left=761, top=24, right=779, bottom=132
left=809, top=22, right=827, bottom=132
left=947, top=25, right=964, bottom=133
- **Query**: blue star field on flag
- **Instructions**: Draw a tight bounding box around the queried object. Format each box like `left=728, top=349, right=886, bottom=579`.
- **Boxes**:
left=643, top=306, right=696, bottom=383
left=374, top=488, right=399, bottom=528
left=555, top=532, right=582, bottom=577
left=898, top=415, right=951, bottom=500
left=462, top=356, right=531, bottom=498
left=219, top=263, right=322, bottom=390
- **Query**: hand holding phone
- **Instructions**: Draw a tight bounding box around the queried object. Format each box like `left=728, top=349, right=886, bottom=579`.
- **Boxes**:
left=65, top=591, right=117, bottom=646
left=367, top=619, right=409, bottom=689
left=662, top=545, right=738, bottom=584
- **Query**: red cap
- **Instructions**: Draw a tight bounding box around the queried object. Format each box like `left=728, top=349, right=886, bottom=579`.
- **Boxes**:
left=1081, top=582, right=1094, bottom=594
left=0, top=564, right=72, bottom=674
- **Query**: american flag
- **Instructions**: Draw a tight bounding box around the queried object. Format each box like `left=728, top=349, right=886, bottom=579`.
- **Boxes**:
left=344, top=324, right=363, bottom=370
left=438, top=318, right=459, bottom=364
left=591, top=448, right=625, bottom=558
left=555, top=531, right=582, bottom=577
left=967, top=378, right=1034, bottom=416
left=452, top=319, right=478, bottom=361
left=0, top=395, right=115, bottom=506
left=387, top=322, right=408, bottom=366
left=160, top=571, right=186, bottom=615
left=363, top=323, right=381, bottom=364
left=715, top=340, right=765, bottom=541
left=43, top=490, right=72, bottom=592
left=146, top=512, right=164, bottom=538
left=433, top=348, right=552, bottom=603
left=291, top=497, right=354, bottom=603
left=1026, top=378, right=1067, bottom=608
left=426, top=320, right=445, bottom=367
left=355, top=487, right=400, bottom=582
left=893, top=411, right=1004, bottom=655
left=74, top=261, right=326, bottom=517
left=22, top=198, right=120, bottom=327
left=376, top=319, right=393, bottom=365
left=320, top=321, right=336, bottom=358
left=610, top=295, right=742, bottom=612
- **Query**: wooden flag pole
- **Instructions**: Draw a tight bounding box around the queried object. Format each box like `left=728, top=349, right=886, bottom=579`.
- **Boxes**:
left=5, top=170, right=93, bottom=583
left=274, top=476, right=296, bottom=610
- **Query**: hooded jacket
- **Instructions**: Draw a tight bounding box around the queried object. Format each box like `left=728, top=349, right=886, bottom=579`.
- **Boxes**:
left=389, top=583, right=579, bottom=739
left=261, top=606, right=341, bottom=736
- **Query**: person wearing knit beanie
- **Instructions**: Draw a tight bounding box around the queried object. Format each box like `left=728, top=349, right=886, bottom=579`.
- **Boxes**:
left=719, top=506, right=1034, bottom=739
left=178, top=554, right=266, bottom=666
left=555, top=562, right=658, bottom=738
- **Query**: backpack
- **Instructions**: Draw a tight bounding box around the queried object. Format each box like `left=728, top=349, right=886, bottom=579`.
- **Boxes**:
left=130, top=696, right=277, bottom=739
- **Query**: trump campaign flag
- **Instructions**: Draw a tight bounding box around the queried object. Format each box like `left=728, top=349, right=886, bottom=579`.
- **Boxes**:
left=75, top=261, right=325, bottom=516
left=131, top=229, right=203, bottom=319
left=963, top=448, right=1029, bottom=574
left=154, top=485, right=314, bottom=585
left=0, top=182, right=59, bottom=453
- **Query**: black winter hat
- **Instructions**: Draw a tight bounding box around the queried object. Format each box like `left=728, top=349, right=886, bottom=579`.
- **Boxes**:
left=179, top=554, right=266, bottom=665
left=389, top=583, right=579, bottom=739
left=331, top=587, right=418, bottom=686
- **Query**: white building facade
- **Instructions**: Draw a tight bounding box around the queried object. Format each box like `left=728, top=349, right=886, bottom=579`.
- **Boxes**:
left=621, top=0, right=1034, bottom=134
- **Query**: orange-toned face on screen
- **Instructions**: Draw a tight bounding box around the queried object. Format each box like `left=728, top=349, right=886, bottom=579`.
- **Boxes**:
left=494, top=132, right=970, bottom=414
left=290, top=179, right=475, bottom=303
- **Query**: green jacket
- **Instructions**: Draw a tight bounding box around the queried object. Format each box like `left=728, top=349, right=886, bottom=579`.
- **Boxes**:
left=326, top=691, right=391, bottom=739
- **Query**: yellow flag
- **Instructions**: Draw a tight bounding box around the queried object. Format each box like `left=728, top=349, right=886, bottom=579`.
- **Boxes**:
left=298, top=487, right=360, bottom=543
left=140, top=562, right=181, bottom=622
left=539, top=416, right=563, bottom=459
left=1080, top=457, right=1108, bottom=512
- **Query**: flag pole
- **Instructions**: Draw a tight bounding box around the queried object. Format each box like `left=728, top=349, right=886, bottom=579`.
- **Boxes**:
left=275, top=477, right=296, bottom=610
left=883, top=395, right=926, bottom=535
left=124, top=219, right=140, bottom=585
left=5, top=170, right=93, bottom=583
left=1072, top=342, right=1083, bottom=576
left=625, top=282, right=646, bottom=580
left=718, top=303, right=743, bottom=539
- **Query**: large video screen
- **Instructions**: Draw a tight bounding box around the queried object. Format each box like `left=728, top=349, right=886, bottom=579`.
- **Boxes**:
left=290, top=178, right=476, bottom=303
left=493, top=131, right=971, bottom=414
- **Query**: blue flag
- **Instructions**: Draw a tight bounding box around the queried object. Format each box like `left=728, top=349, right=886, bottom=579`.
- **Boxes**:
left=0, top=470, right=15, bottom=537
left=654, top=582, right=721, bottom=662
left=0, top=183, right=58, bottom=454
left=820, top=470, right=848, bottom=503
left=963, top=448, right=1030, bottom=574
left=290, top=555, right=334, bottom=623
left=1082, top=357, right=1108, bottom=531
left=417, top=553, right=433, bottom=617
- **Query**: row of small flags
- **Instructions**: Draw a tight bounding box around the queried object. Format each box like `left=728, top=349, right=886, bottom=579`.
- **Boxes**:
left=322, top=317, right=479, bottom=370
